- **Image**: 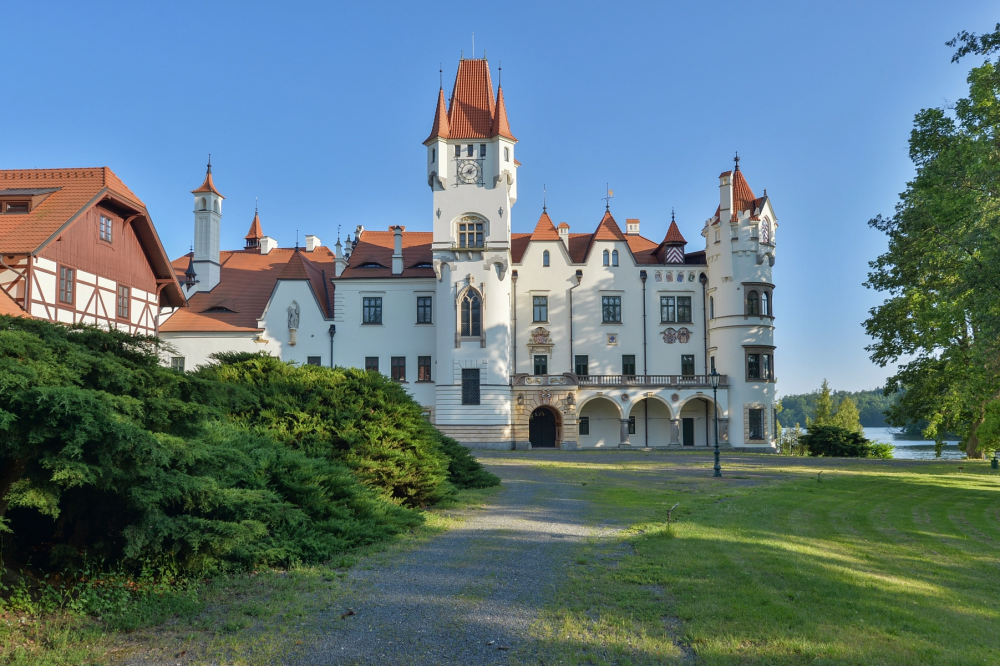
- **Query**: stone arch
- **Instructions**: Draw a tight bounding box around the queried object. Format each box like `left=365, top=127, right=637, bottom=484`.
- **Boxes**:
left=455, top=284, right=485, bottom=348
left=624, top=393, right=674, bottom=420
left=199, top=197, right=207, bottom=211
left=577, top=394, right=624, bottom=418
left=626, top=395, right=675, bottom=448
left=528, top=404, right=561, bottom=448
left=675, top=394, right=724, bottom=418
left=578, top=395, right=625, bottom=448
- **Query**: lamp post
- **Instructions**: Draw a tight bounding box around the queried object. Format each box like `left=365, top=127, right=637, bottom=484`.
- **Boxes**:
left=710, top=369, right=721, bottom=477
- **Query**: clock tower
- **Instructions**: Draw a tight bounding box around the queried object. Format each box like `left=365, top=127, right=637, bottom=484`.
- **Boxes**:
left=424, top=57, right=519, bottom=447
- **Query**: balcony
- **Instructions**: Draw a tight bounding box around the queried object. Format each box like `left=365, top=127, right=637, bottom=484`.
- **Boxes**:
left=512, top=373, right=728, bottom=388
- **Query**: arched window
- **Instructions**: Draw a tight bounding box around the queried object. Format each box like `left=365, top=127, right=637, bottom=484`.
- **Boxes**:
left=761, top=219, right=771, bottom=245
left=460, top=289, right=482, bottom=337
left=612, top=250, right=619, bottom=267
left=603, top=249, right=610, bottom=266
left=214, top=199, right=220, bottom=213
left=747, top=290, right=760, bottom=316
left=456, top=215, right=487, bottom=248
left=199, top=197, right=207, bottom=211
left=762, top=291, right=770, bottom=316
left=542, top=250, right=550, bottom=267
left=710, top=296, right=715, bottom=319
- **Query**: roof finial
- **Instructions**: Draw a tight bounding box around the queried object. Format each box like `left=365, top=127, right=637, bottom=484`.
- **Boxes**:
left=734, top=151, right=740, bottom=171
left=207, top=153, right=212, bottom=174
left=439, top=63, right=443, bottom=88
left=671, top=207, right=675, bottom=223
left=602, top=183, right=613, bottom=212
left=472, top=32, right=475, bottom=58
left=543, top=183, right=547, bottom=213
left=255, top=197, right=258, bottom=214
left=498, top=60, right=501, bottom=86
left=295, top=229, right=299, bottom=251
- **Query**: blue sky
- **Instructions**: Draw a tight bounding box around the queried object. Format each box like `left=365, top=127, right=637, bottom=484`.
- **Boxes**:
left=2, top=1, right=995, bottom=395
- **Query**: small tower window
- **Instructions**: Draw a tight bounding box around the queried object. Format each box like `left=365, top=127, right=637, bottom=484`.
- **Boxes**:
left=612, top=250, right=619, bottom=267
left=504, top=147, right=510, bottom=162
left=542, top=250, right=550, bottom=267
left=709, top=296, right=715, bottom=319
left=199, top=197, right=207, bottom=211
left=747, top=290, right=760, bottom=316
left=603, top=249, right=610, bottom=266
left=480, top=144, right=486, bottom=157
left=761, top=291, right=770, bottom=316
left=467, top=144, right=474, bottom=157
left=214, top=199, right=220, bottom=213
left=455, top=145, right=461, bottom=158
left=431, top=148, right=436, bottom=163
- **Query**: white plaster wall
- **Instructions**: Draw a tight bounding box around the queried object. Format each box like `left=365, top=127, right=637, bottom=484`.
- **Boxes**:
left=158, top=331, right=263, bottom=370
left=578, top=396, right=622, bottom=448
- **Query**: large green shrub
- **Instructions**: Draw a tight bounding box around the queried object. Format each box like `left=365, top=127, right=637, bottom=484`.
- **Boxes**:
left=801, top=424, right=893, bottom=458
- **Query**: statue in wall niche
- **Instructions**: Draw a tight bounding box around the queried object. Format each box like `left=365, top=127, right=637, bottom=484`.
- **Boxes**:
left=662, top=327, right=677, bottom=344
left=677, top=327, right=691, bottom=344
left=287, top=301, right=300, bottom=329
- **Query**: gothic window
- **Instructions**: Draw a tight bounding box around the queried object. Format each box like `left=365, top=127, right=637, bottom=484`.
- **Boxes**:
left=681, top=354, right=695, bottom=376
left=457, top=216, right=485, bottom=248
left=460, top=289, right=482, bottom=337
left=602, top=295, right=621, bottom=323
left=461, top=368, right=480, bottom=405
left=677, top=296, right=692, bottom=323
left=533, top=355, right=548, bottom=375
left=417, top=296, right=432, bottom=323
left=418, top=356, right=432, bottom=381
left=117, top=285, right=130, bottom=320
left=612, top=250, right=619, bottom=267
left=761, top=220, right=771, bottom=245
left=58, top=266, right=74, bottom=305
left=365, top=357, right=379, bottom=372
left=747, top=290, right=760, bottom=316
left=533, top=296, right=548, bottom=322
left=761, top=291, right=770, bottom=316
left=622, top=354, right=636, bottom=376
left=603, top=249, right=610, bottom=266
left=542, top=250, right=550, bottom=267
left=748, top=408, right=765, bottom=440
left=575, top=355, right=589, bottom=376
left=363, top=296, right=383, bottom=324
left=709, top=296, right=715, bottom=319
left=660, top=296, right=675, bottom=323
left=391, top=356, right=406, bottom=381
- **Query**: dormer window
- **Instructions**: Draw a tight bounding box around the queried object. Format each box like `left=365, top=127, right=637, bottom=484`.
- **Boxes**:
left=99, top=215, right=113, bottom=243
left=0, top=201, right=29, bottom=214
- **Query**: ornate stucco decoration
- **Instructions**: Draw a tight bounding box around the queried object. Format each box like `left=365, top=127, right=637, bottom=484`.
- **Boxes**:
left=661, top=327, right=691, bottom=344
left=527, top=326, right=553, bottom=356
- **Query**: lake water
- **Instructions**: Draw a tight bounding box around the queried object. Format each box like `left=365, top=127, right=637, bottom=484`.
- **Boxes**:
left=862, top=426, right=967, bottom=460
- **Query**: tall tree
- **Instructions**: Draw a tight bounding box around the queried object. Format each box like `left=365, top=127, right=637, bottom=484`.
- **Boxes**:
left=830, top=396, right=864, bottom=434
left=865, top=24, right=1000, bottom=457
left=811, top=379, right=834, bottom=426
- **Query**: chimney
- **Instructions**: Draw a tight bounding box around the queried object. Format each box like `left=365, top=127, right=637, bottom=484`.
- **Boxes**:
left=391, top=225, right=404, bottom=275
left=305, top=235, right=320, bottom=252
left=260, top=236, right=278, bottom=254
left=625, top=218, right=640, bottom=235
left=334, top=236, right=346, bottom=277
left=557, top=222, right=570, bottom=249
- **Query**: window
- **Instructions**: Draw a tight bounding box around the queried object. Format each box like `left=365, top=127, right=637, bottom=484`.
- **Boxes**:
left=479, top=144, right=486, bottom=157
left=677, top=296, right=692, bottom=323
left=763, top=354, right=772, bottom=381
left=761, top=220, right=771, bottom=245
left=611, top=250, right=619, bottom=267
left=363, top=296, right=383, bottom=324
left=533, top=296, right=548, bottom=322
left=603, top=249, right=610, bottom=266
left=761, top=291, right=770, bottom=316
left=660, top=296, right=675, bottom=323
left=747, top=353, right=761, bottom=379
left=417, top=296, right=433, bottom=323
left=504, top=147, right=510, bottom=162
left=0, top=201, right=30, bottom=214
left=709, top=296, right=715, bottom=319
left=602, top=295, right=621, bottom=323
left=391, top=356, right=406, bottom=381
left=363, top=357, right=379, bottom=372
left=710, top=356, right=716, bottom=373
left=467, top=144, right=474, bottom=157
left=542, top=250, right=550, bottom=267
left=431, top=148, right=436, bottom=163
left=58, top=266, right=74, bottom=304
left=628, top=416, right=636, bottom=435
left=458, top=217, right=484, bottom=248
left=714, top=229, right=720, bottom=243
left=575, top=355, right=589, bottom=376
left=306, top=356, right=322, bottom=366
left=460, top=289, right=482, bottom=337
left=534, top=355, right=548, bottom=375
left=454, top=145, right=461, bottom=157
left=461, top=368, right=480, bottom=405
left=747, top=290, right=760, bottom=315
left=199, top=197, right=207, bottom=211
left=749, top=408, right=765, bottom=440
left=100, top=215, right=113, bottom=243
left=116, top=285, right=129, bottom=319
left=578, top=416, right=590, bottom=435
left=681, top=354, right=695, bottom=376
left=170, top=357, right=185, bottom=372
left=622, top=354, right=636, bottom=376
left=418, top=356, right=432, bottom=381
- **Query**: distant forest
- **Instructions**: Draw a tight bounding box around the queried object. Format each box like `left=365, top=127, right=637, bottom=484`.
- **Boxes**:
left=778, top=388, right=896, bottom=429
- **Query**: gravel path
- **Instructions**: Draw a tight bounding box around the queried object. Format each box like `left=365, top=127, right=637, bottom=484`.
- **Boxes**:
left=297, top=458, right=618, bottom=665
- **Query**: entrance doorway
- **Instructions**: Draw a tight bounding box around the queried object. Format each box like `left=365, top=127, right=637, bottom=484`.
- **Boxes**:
left=529, top=407, right=557, bottom=448
left=682, top=417, right=695, bottom=446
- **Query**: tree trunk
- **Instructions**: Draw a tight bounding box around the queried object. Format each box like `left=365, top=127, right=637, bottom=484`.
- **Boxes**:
left=0, top=458, right=26, bottom=518
left=968, top=415, right=985, bottom=459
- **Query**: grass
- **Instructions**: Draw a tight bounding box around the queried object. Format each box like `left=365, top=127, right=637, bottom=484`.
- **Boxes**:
left=522, top=456, right=1000, bottom=665
left=0, top=486, right=500, bottom=665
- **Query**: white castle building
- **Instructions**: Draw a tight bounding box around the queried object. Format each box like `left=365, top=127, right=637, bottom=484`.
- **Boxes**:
left=159, top=57, right=779, bottom=451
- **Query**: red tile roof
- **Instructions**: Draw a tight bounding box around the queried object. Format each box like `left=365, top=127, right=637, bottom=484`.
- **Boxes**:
left=593, top=210, right=627, bottom=241
left=340, top=231, right=436, bottom=279
left=278, top=250, right=334, bottom=317
left=731, top=169, right=756, bottom=222
left=447, top=59, right=496, bottom=140
left=0, top=290, right=27, bottom=317
left=161, top=246, right=337, bottom=332
left=424, top=88, right=451, bottom=144
left=492, top=86, right=516, bottom=141
left=663, top=220, right=686, bottom=244
left=530, top=211, right=560, bottom=240
left=0, top=167, right=184, bottom=307
left=245, top=211, right=263, bottom=240
left=191, top=165, right=224, bottom=198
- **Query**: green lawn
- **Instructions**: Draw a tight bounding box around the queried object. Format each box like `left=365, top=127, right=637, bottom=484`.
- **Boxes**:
left=526, top=457, right=1000, bottom=666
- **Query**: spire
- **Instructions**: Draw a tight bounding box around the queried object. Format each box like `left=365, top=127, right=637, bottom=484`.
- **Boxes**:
left=530, top=210, right=560, bottom=240
left=244, top=204, right=264, bottom=250
left=734, top=151, right=741, bottom=171
left=191, top=155, right=224, bottom=197
left=183, top=245, right=198, bottom=287
left=664, top=219, right=686, bottom=245
left=491, top=85, right=516, bottom=140
left=423, top=87, right=451, bottom=144
left=446, top=58, right=495, bottom=139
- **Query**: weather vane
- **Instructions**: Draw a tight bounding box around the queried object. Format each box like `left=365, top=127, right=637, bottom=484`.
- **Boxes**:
left=602, top=184, right=614, bottom=211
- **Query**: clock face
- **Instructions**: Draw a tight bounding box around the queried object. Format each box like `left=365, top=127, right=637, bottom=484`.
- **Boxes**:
left=458, top=160, right=480, bottom=184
